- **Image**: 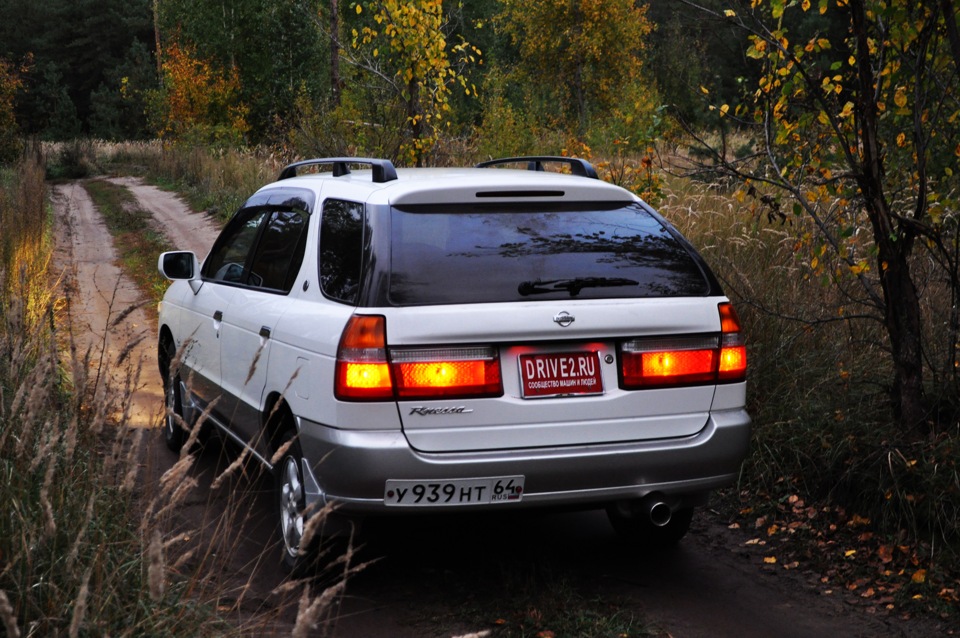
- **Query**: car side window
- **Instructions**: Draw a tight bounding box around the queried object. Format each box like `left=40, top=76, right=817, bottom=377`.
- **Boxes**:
left=319, top=199, right=364, bottom=304
left=247, top=209, right=309, bottom=292
left=203, top=209, right=270, bottom=284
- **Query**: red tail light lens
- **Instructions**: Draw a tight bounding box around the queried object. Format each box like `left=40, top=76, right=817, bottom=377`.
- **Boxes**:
left=620, top=302, right=746, bottom=388
left=336, top=316, right=503, bottom=401
left=621, top=336, right=720, bottom=388
left=718, top=302, right=747, bottom=381
left=392, top=347, right=502, bottom=399
left=335, top=315, right=393, bottom=400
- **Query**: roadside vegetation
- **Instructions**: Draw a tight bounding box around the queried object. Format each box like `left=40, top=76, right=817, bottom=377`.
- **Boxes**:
left=0, top=148, right=359, bottom=636
left=2, top=0, right=958, bottom=633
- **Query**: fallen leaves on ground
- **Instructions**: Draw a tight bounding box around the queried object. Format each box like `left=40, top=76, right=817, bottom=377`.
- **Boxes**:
left=733, top=489, right=959, bottom=623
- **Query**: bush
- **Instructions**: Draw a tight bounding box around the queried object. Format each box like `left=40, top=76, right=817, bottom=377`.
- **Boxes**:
left=661, top=175, right=959, bottom=604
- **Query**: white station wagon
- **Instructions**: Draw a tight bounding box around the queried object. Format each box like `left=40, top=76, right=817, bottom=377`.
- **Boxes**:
left=157, top=156, right=751, bottom=571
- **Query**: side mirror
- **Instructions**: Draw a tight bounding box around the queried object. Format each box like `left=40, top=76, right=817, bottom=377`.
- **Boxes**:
left=158, top=251, right=200, bottom=280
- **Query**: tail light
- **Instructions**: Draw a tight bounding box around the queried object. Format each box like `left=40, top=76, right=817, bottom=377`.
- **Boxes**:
left=620, top=302, right=747, bottom=388
left=717, top=302, right=747, bottom=381
left=392, top=347, right=502, bottom=399
left=335, top=315, right=503, bottom=401
left=335, top=315, right=393, bottom=400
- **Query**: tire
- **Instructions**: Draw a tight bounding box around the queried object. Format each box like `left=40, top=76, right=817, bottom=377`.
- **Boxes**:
left=162, top=339, right=188, bottom=453
left=606, top=503, right=694, bottom=547
left=275, top=427, right=310, bottom=574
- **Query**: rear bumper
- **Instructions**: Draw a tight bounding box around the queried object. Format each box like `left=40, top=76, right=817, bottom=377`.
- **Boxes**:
left=296, top=408, right=751, bottom=514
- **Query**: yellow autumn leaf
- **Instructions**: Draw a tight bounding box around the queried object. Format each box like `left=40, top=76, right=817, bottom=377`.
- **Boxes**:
left=839, top=101, right=854, bottom=118
left=802, top=0, right=811, bottom=10
left=844, top=549, right=857, bottom=557
left=356, top=3, right=362, bottom=13
left=724, top=9, right=737, bottom=17
left=912, top=569, right=927, bottom=584
left=897, top=132, right=907, bottom=147
left=720, top=104, right=730, bottom=117
left=764, top=556, right=777, bottom=564
left=895, top=86, right=908, bottom=108
left=700, top=85, right=710, bottom=95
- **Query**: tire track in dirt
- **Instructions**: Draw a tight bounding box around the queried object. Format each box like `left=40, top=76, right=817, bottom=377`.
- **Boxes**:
left=105, top=177, right=220, bottom=259
left=53, top=177, right=307, bottom=634
left=52, top=181, right=162, bottom=428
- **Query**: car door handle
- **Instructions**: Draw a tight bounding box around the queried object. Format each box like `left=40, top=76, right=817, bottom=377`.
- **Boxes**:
left=213, top=310, right=223, bottom=321
left=260, top=326, right=271, bottom=339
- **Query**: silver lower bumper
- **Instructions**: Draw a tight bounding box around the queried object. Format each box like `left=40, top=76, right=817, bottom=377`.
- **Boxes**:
left=296, top=408, right=751, bottom=514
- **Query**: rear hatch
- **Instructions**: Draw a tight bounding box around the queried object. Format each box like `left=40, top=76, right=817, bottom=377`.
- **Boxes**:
left=341, top=199, right=743, bottom=453
left=384, top=299, right=732, bottom=453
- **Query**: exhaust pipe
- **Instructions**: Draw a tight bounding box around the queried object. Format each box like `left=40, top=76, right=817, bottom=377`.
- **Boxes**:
left=644, top=498, right=673, bottom=527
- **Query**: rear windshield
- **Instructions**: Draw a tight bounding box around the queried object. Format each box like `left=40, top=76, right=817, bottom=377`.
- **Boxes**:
left=388, top=202, right=711, bottom=306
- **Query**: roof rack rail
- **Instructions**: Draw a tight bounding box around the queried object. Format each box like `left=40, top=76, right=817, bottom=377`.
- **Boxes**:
left=476, top=156, right=599, bottom=179
left=278, top=157, right=398, bottom=183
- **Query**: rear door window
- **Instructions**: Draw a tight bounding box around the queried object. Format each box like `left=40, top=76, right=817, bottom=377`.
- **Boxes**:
left=319, top=199, right=365, bottom=304
left=388, top=202, right=710, bottom=306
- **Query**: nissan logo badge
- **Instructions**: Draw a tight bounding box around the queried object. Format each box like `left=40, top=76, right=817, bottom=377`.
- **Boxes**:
left=553, top=311, right=575, bottom=328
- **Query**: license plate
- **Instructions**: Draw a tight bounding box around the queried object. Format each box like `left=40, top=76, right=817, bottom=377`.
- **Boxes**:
left=518, top=351, right=604, bottom=398
left=384, top=476, right=525, bottom=507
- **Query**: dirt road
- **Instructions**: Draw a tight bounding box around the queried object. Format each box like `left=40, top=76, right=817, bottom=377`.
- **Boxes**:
left=51, top=176, right=949, bottom=637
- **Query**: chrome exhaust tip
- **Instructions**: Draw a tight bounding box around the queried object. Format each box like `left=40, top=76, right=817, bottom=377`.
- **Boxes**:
left=645, top=499, right=672, bottom=527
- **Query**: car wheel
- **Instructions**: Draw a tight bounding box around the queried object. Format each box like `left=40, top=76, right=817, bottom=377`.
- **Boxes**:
left=275, top=427, right=310, bottom=573
left=606, top=503, right=694, bottom=547
left=162, top=339, right=188, bottom=453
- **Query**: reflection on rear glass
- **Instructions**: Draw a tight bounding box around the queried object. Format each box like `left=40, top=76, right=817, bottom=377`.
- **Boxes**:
left=389, top=203, right=709, bottom=305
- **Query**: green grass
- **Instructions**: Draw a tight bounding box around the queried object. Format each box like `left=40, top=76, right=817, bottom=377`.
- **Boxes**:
left=82, top=178, right=173, bottom=307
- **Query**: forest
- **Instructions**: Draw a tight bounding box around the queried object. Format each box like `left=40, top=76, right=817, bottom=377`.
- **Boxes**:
left=0, top=1, right=757, bottom=158
left=1, top=0, right=959, bottom=633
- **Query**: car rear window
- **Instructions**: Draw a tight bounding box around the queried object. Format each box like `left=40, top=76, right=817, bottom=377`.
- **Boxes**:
left=388, top=202, right=711, bottom=306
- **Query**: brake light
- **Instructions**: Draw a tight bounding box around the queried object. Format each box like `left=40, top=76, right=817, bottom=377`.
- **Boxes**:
left=335, top=316, right=503, bottom=401
left=621, top=336, right=719, bottom=388
left=335, top=315, right=393, bottom=400
left=392, top=347, right=502, bottom=399
left=718, top=302, right=747, bottom=381
left=620, top=302, right=746, bottom=388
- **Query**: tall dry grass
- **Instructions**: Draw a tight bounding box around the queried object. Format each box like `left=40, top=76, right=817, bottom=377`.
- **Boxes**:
left=661, top=175, right=959, bottom=605
left=1, top=147, right=357, bottom=636
left=95, top=141, right=282, bottom=223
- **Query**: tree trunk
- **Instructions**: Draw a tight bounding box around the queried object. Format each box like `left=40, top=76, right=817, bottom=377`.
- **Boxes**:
left=873, top=228, right=929, bottom=436
left=852, top=0, right=928, bottom=437
left=330, top=0, right=340, bottom=107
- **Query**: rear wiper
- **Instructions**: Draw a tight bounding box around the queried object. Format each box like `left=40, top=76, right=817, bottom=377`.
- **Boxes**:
left=517, top=277, right=640, bottom=297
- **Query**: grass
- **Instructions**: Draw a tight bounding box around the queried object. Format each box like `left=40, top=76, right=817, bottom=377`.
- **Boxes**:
left=124, top=143, right=279, bottom=223
left=37, top=138, right=960, bottom=628
left=82, top=178, right=173, bottom=307
left=0, top=147, right=356, bottom=636
left=659, top=174, right=960, bottom=619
